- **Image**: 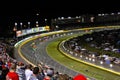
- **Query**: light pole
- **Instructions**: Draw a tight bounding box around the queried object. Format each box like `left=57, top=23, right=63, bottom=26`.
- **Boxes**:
left=36, top=13, right=39, bottom=27
left=45, top=18, right=47, bottom=26
left=13, top=22, right=17, bottom=31
left=20, top=22, right=23, bottom=30
left=20, top=22, right=23, bottom=39
left=36, top=21, right=39, bottom=27
left=28, top=22, right=30, bottom=28
left=13, top=22, right=17, bottom=38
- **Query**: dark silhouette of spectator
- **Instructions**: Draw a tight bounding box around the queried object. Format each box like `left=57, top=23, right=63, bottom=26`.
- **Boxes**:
left=29, top=66, right=44, bottom=80
left=1, top=67, right=9, bottom=80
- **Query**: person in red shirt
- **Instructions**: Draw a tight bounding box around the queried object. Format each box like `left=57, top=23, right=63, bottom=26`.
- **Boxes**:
left=6, top=63, right=19, bottom=80
left=73, top=74, right=87, bottom=80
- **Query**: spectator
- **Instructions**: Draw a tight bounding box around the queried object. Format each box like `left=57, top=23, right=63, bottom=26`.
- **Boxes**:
left=16, top=62, right=26, bottom=80
left=6, top=62, right=19, bottom=80
left=29, top=66, right=44, bottom=80
left=1, top=67, right=9, bottom=80
left=43, top=75, right=51, bottom=80
left=25, top=64, right=33, bottom=80
left=73, top=74, right=87, bottom=80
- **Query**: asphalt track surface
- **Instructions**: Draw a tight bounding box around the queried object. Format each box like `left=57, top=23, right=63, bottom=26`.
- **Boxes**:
left=14, top=35, right=83, bottom=78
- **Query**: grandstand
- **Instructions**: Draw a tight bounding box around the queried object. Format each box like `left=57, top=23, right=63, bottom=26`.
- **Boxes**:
left=51, top=12, right=120, bottom=30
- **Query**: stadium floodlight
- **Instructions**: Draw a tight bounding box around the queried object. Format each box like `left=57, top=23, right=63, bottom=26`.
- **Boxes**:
left=76, top=16, right=78, bottom=18
left=111, top=13, right=115, bottom=15
left=118, top=12, right=120, bottom=14
left=61, top=17, right=64, bottom=19
left=68, top=16, right=71, bottom=19
left=28, top=22, right=30, bottom=24
left=58, top=17, right=61, bottom=20
left=15, top=22, right=17, bottom=26
left=56, top=25, right=59, bottom=28
left=36, top=13, right=39, bottom=16
left=20, top=22, right=23, bottom=25
left=45, top=18, right=47, bottom=21
left=36, top=21, right=38, bottom=24
left=102, top=13, right=105, bottom=16
left=98, top=14, right=102, bottom=16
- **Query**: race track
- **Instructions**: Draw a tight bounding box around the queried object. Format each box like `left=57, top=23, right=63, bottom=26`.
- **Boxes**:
left=14, top=34, right=81, bottom=77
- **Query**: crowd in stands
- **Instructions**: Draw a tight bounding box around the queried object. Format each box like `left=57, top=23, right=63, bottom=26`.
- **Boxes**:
left=66, top=29, right=120, bottom=66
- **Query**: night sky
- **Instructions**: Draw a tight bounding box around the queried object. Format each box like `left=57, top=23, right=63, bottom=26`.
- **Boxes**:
left=0, top=1, right=120, bottom=36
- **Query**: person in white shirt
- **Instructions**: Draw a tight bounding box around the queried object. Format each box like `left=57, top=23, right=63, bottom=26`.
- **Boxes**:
left=25, top=64, right=33, bottom=80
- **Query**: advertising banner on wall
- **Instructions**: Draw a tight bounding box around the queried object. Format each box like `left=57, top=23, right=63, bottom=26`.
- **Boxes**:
left=16, top=26, right=50, bottom=37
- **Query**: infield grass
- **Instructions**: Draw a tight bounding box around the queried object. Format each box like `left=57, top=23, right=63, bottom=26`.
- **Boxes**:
left=47, top=36, right=120, bottom=80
